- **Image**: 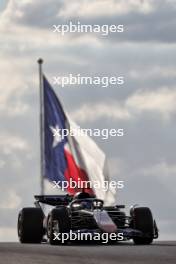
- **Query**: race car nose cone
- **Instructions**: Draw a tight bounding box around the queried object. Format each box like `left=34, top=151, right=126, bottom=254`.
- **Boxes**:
left=93, top=209, right=117, bottom=233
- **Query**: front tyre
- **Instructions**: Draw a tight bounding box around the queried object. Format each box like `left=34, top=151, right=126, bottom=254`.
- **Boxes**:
left=47, top=207, right=70, bottom=245
left=132, top=207, right=154, bottom=245
left=18, top=207, right=44, bottom=243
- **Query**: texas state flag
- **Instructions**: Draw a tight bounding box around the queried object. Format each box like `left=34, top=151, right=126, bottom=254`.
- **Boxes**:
left=43, top=75, right=115, bottom=205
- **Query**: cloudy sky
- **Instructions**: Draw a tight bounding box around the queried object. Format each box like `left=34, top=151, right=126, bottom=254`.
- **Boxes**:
left=0, top=0, right=176, bottom=241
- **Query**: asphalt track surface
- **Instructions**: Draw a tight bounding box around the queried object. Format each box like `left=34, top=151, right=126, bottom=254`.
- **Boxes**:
left=0, top=241, right=175, bottom=264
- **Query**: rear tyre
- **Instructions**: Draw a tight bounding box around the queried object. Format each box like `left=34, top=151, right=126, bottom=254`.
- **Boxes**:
left=132, top=207, right=154, bottom=245
left=18, top=207, right=44, bottom=243
left=47, top=207, right=70, bottom=245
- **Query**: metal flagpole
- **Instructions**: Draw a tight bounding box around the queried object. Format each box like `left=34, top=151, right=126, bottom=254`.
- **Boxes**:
left=37, top=58, right=44, bottom=196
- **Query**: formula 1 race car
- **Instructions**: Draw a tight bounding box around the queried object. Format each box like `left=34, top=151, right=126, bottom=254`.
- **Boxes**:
left=17, top=192, right=158, bottom=245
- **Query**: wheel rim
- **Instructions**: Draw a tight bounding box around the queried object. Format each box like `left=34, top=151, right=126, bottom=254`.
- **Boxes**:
left=47, top=217, right=52, bottom=238
left=47, top=217, right=60, bottom=240
left=18, top=214, right=22, bottom=238
left=53, top=220, right=60, bottom=234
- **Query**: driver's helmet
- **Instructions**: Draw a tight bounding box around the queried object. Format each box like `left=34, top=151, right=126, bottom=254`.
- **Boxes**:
left=73, top=191, right=92, bottom=200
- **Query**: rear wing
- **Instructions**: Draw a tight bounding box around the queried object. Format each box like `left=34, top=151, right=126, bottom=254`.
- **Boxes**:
left=34, top=195, right=72, bottom=206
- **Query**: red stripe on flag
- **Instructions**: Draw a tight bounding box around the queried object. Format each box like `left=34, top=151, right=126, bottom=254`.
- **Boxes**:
left=64, top=149, right=94, bottom=195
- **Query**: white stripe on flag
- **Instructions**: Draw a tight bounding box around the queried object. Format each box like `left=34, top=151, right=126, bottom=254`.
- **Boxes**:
left=66, top=117, right=116, bottom=205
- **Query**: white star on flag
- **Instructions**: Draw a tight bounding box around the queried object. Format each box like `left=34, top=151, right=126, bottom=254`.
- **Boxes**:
left=50, top=125, right=62, bottom=148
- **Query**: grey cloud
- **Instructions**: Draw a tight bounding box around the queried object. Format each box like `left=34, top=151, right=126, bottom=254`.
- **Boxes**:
left=2, top=0, right=176, bottom=43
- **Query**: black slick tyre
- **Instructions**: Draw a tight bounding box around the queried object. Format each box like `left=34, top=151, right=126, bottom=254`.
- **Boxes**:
left=18, top=207, right=44, bottom=243
left=132, top=207, right=154, bottom=245
left=47, top=207, right=70, bottom=245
